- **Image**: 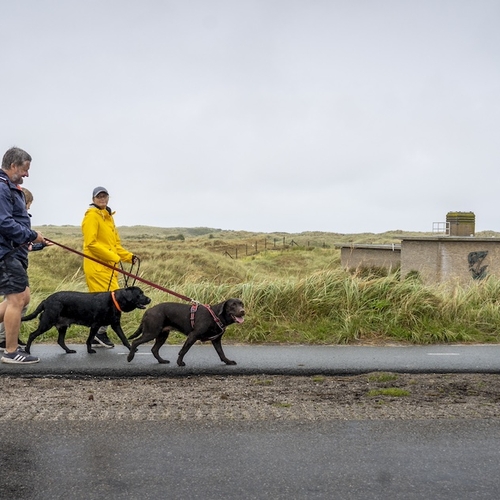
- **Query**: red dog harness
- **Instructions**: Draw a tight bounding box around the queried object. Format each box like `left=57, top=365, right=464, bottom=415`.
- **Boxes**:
left=190, top=303, right=225, bottom=340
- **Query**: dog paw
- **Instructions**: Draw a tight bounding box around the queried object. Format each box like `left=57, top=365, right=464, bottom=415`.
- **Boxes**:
left=225, top=360, right=237, bottom=365
left=67, top=350, right=77, bottom=354
left=177, top=360, right=186, bottom=367
left=88, top=349, right=96, bottom=354
left=158, top=359, right=170, bottom=364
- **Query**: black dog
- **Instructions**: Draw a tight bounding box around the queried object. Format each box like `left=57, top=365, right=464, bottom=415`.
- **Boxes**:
left=127, top=298, right=245, bottom=366
left=22, top=286, right=151, bottom=354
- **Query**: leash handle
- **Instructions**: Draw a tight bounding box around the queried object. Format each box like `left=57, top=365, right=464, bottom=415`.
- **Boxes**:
left=119, top=257, right=140, bottom=288
left=44, top=238, right=195, bottom=303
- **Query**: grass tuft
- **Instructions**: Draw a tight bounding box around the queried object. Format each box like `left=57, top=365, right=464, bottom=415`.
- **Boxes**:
left=367, top=372, right=398, bottom=383
left=368, top=388, right=410, bottom=397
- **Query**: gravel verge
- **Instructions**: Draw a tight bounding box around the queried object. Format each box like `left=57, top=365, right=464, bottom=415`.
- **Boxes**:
left=1, top=373, right=500, bottom=421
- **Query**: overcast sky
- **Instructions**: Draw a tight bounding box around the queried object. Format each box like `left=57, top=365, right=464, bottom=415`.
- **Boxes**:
left=1, top=0, right=499, bottom=234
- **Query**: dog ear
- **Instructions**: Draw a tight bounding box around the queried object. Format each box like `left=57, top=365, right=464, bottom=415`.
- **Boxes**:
left=212, top=302, right=226, bottom=316
left=117, top=288, right=137, bottom=311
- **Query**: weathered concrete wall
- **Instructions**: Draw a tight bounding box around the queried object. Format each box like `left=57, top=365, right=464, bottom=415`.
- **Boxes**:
left=446, top=211, right=475, bottom=237
left=401, top=237, right=500, bottom=284
left=339, top=245, right=401, bottom=271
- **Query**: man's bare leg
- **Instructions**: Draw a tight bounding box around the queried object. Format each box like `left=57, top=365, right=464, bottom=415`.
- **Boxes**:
left=1, top=289, right=29, bottom=353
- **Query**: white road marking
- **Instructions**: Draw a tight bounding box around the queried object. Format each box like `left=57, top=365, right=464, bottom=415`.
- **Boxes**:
left=117, top=352, right=152, bottom=355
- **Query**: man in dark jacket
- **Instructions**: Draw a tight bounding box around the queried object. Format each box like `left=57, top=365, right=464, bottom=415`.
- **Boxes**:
left=0, top=147, right=45, bottom=364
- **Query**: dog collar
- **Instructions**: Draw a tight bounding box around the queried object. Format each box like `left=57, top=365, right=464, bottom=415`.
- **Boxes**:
left=111, top=291, right=122, bottom=312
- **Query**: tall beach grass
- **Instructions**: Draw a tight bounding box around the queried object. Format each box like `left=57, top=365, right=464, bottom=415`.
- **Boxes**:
left=20, top=228, right=500, bottom=345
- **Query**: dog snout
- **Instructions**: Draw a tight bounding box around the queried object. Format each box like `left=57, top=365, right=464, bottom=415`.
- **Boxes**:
left=140, top=294, right=152, bottom=305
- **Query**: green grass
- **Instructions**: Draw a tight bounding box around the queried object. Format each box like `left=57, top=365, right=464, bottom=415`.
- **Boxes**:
left=253, top=379, right=274, bottom=386
left=367, top=388, right=410, bottom=397
left=17, top=226, right=500, bottom=345
left=367, top=373, right=399, bottom=383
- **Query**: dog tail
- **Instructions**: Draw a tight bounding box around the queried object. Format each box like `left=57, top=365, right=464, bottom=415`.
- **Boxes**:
left=21, top=301, right=45, bottom=322
left=128, top=325, right=142, bottom=340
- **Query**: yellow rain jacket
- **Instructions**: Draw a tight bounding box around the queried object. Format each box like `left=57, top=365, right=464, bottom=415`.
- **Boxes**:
left=81, top=205, right=134, bottom=292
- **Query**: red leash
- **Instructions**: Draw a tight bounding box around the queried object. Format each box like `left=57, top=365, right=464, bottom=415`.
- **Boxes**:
left=44, top=238, right=195, bottom=303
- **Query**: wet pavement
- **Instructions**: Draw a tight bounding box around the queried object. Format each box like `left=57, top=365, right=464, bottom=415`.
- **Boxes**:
left=1, top=343, right=500, bottom=376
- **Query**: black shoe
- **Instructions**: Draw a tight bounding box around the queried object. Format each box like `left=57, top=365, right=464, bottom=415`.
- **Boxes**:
left=92, top=332, right=114, bottom=348
left=0, top=339, right=25, bottom=351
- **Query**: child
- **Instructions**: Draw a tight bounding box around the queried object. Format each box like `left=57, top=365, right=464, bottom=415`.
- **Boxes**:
left=0, top=187, right=46, bottom=350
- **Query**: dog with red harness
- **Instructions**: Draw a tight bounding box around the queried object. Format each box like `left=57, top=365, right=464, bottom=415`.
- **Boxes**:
left=127, top=298, right=245, bottom=366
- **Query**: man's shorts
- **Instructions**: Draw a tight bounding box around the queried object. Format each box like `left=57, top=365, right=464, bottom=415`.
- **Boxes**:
left=0, top=256, right=29, bottom=295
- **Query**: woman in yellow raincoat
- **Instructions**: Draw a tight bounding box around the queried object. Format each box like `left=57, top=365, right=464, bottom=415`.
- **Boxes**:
left=81, top=186, right=137, bottom=347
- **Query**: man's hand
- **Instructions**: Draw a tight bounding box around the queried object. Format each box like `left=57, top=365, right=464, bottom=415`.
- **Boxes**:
left=33, top=231, right=45, bottom=244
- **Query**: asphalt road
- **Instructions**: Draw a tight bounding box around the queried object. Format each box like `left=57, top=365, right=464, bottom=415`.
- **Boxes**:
left=4, top=343, right=500, bottom=500
left=1, top=343, right=500, bottom=376
left=3, top=419, right=500, bottom=500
